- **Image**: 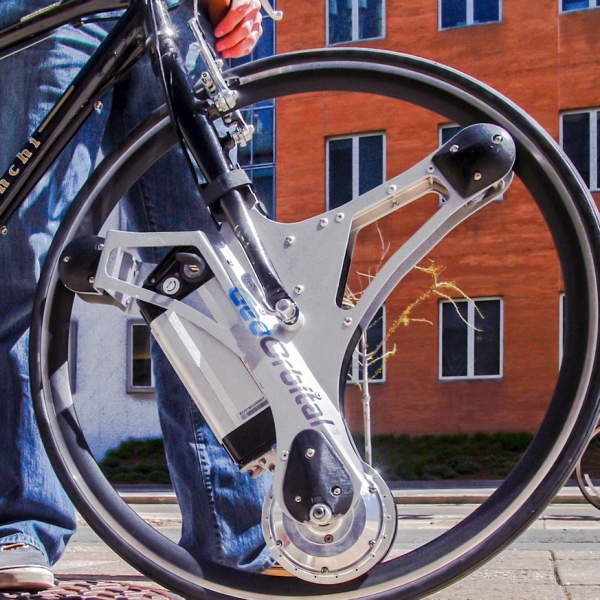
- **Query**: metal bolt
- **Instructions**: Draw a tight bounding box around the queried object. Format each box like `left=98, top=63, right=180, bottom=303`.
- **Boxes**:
left=294, top=285, right=304, bottom=295
left=149, top=277, right=157, bottom=284
left=276, top=540, right=282, bottom=547
left=94, top=100, right=103, bottom=112
left=492, top=134, right=503, bottom=144
left=295, top=496, right=302, bottom=503
left=281, top=451, right=289, bottom=461
left=285, top=236, right=295, bottom=246
left=324, top=535, right=334, bottom=543
left=332, top=486, right=342, bottom=496
left=306, top=448, right=315, bottom=458
left=321, top=567, right=329, bottom=574
left=450, top=144, right=460, bottom=153
left=88, top=276, right=95, bottom=284
left=427, top=165, right=435, bottom=173
left=319, top=218, right=329, bottom=227
left=227, top=259, right=234, bottom=266
left=369, top=486, right=377, bottom=494
left=369, top=539, right=377, bottom=548
left=63, top=256, right=71, bottom=263
left=335, top=212, right=345, bottom=222
left=343, top=317, right=353, bottom=327
left=0, top=226, right=7, bottom=235
left=474, top=172, right=483, bottom=181
left=315, top=392, right=322, bottom=399
left=387, top=184, right=397, bottom=194
left=96, top=243, right=104, bottom=251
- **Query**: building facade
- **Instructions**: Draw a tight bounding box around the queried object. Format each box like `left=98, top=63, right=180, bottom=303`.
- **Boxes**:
left=271, top=0, right=600, bottom=437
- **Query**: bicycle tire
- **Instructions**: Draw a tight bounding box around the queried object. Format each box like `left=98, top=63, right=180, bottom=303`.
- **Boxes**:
left=576, top=426, right=600, bottom=509
left=30, top=48, right=600, bottom=599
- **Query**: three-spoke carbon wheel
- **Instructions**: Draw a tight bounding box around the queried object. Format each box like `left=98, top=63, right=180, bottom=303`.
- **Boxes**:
left=31, top=49, right=600, bottom=599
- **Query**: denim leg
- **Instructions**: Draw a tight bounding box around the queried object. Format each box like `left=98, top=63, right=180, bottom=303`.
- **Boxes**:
left=104, top=46, right=273, bottom=571
left=0, top=13, right=109, bottom=565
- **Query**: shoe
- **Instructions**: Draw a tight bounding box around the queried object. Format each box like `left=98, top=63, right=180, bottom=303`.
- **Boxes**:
left=0, top=543, right=54, bottom=592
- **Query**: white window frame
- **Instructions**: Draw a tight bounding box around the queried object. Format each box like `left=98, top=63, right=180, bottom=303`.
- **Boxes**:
left=348, top=306, right=387, bottom=384
left=127, top=320, right=155, bottom=394
left=439, top=0, right=502, bottom=30
left=560, top=0, right=599, bottom=13
left=326, top=0, right=386, bottom=45
left=560, top=108, right=600, bottom=192
left=438, top=297, right=504, bottom=381
left=326, top=132, right=386, bottom=210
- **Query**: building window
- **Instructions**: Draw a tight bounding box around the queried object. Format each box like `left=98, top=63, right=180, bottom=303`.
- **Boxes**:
left=439, top=298, right=503, bottom=379
left=348, top=306, right=386, bottom=383
left=561, top=0, right=600, bottom=12
left=328, top=0, right=384, bottom=45
left=127, top=321, right=155, bottom=393
left=327, top=133, right=385, bottom=209
left=439, top=0, right=501, bottom=29
left=226, top=13, right=276, bottom=217
left=561, top=110, right=600, bottom=191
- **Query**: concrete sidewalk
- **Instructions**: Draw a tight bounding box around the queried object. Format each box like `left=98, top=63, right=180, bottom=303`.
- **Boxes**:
left=47, top=483, right=600, bottom=599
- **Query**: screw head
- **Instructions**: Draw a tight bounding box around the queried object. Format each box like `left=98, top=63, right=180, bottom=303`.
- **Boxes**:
left=295, top=496, right=302, bottom=503
left=294, top=285, right=304, bottom=295
left=474, top=172, right=483, bottom=181
left=0, top=226, right=7, bottom=235
left=335, top=212, right=345, bottom=222
left=63, top=256, right=71, bottom=263
left=450, top=144, right=460, bottom=153
left=387, top=184, right=397, bottom=194
left=306, top=448, right=316, bottom=458
left=94, top=100, right=103, bottom=112
left=343, top=317, right=353, bottom=327
left=324, top=534, right=334, bottom=543
left=321, top=567, right=329, bottom=574
left=88, top=276, right=95, bottom=284
left=427, top=165, right=435, bottom=173
left=492, top=134, right=503, bottom=144
left=319, top=218, right=329, bottom=227
left=332, top=486, right=342, bottom=496
left=285, top=236, right=295, bottom=246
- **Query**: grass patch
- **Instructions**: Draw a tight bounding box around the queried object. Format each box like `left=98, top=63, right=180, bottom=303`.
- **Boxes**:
left=99, top=438, right=171, bottom=485
left=99, top=432, right=534, bottom=485
left=355, top=431, right=534, bottom=481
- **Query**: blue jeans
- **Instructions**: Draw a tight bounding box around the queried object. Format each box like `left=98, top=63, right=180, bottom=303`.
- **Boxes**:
left=0, top=2, right=272, bottom=572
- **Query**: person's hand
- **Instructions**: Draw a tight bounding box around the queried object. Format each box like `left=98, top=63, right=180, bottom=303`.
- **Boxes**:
left=213, top=0, right=263, bottom=59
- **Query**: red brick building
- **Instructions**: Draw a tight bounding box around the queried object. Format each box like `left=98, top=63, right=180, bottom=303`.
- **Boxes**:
left=266, top=0, right=600, bottom=437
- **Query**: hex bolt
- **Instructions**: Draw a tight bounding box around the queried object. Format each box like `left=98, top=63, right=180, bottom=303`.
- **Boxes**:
left=324, top=535, right=334, bottom=543
left=295, top=496, right=302, bottom=503
left=335, top=212, right=345, bottom=222
left=474, top=172, right=483, bottom=181
left=332, top=486, right=342, bottom=496
left=492, top=134, right=503, bottom=144
left=450, top=144, right=460, bottom=153
left=306, top=448, right=316, bottom=458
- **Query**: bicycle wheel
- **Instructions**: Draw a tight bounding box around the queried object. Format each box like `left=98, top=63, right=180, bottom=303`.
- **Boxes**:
left=31, top=48, right=600, bottom=599
left=577, top=426, right=600, bottom=509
